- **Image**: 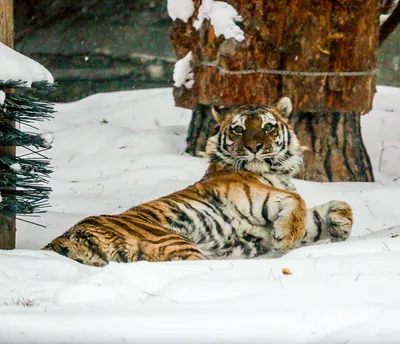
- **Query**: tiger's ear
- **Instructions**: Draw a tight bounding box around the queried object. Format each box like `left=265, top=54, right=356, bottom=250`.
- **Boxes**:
left=276, top=97, right=292, bottom=117
left=211, top=106, right=224, bottom=123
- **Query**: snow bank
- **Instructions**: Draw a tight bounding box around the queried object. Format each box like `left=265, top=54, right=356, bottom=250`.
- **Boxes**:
left=0, top=43, right=54, bottom=87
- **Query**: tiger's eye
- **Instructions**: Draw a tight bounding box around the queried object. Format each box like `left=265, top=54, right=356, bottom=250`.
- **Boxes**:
left=232, top=126, right=244, bottom=134
left=263, top=123, right=274, bottom=132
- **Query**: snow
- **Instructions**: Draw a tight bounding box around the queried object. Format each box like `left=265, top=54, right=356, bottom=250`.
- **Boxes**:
left=194, top=0, right=245, bottom=42
left=1, top=86, right=400, bottom=343
left=9, top=163, right=21, bottom=172
left=167, top=0, right=195, bottom=22
left=39, top=132, right=54, bottom=148
left=0, top=43, right=54, bottom=87
left=173, top=51, right=194, bottom=88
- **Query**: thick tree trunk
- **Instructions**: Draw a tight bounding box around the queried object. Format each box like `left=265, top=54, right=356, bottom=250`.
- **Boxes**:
left=0, top=0, right=16, bottom=249
left=173, top=0, right=378, bottom=182
left=186, top=106, right=374, bottom=182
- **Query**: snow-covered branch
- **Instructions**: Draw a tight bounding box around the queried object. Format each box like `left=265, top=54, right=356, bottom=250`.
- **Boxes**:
left=0, top=43, right=54, bottom=87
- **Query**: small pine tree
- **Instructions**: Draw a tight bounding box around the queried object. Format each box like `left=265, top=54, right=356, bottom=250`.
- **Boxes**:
left=0, top=80, right=55, bottom=219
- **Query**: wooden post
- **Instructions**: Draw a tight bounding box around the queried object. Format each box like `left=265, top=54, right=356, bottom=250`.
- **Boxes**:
left=0, top=0, right=16, bottom=249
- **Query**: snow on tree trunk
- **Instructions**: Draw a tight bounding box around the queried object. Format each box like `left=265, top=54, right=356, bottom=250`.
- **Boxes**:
left=170, top=0, right=378, bottom=182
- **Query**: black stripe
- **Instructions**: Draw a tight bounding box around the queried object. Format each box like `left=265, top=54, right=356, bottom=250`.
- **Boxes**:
left=182, top=202, right=213, bottom=237
left=76, top=216, right=103, bottom=227
left=201, top=207, right=224, bottom=237
left=313, top=210, right=323, bottom=242
left=137, top=207, right=163, bottom=223
left=242, top=184, right=254, bottom=217
left=278, top=125, right=285, bottom=150
left=167, top=247, right=202, bottom=256
left=261, top=194, right=271, bottom=223
left=262, top=176, right=273, bottom=186
left=205, top=192, right=233, bottom=225
left=77, top=217, right=123, bottom=237
left=287, top=129, right=292, bottom=149
left=102, top=216, right=148, bottom=239
left=233, top=204, right=253, bottom=225
left=166, top=207, right=192, bottom=231
left=324, top=146, right=333, bottom=182
left=151, top=236, right=191, bottom=245
left=178, top=192, right=216, bottom=211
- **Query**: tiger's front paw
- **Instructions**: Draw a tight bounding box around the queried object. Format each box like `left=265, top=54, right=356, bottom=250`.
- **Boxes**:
left=326, top=201, right=353, bottom=242
left=270, top=231, right=299, bottom=255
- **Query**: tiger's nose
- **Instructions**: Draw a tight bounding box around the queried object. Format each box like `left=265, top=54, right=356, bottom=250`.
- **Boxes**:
left=245, top=143, right=263, bottom=154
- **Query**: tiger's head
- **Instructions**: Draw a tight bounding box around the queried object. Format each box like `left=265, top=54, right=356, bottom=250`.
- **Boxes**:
left=205, top=97, right=303, bottom=177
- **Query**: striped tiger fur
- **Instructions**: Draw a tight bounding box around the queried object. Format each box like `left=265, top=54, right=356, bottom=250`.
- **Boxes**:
left=43, top=97, right=353, bottom=266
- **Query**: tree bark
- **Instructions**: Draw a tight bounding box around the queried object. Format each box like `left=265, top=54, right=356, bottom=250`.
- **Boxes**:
left=290, top=112, right=374, bottom=182
left=185, top=107, right=374, bottom=182
left=0, top=0, right=16, bottom=249
left=172, top=0, right=379, bottom=113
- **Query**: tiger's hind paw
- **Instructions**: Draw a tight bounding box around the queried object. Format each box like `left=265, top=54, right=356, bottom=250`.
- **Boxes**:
left=326, top=201, right=353, bottom=242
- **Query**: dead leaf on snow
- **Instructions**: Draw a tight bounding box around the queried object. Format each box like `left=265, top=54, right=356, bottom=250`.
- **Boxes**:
left=282, top=268, right=292, bottom=275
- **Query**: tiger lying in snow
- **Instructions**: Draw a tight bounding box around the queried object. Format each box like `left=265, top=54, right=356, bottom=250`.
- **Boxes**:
left=43, top=97, right=353, bottom=266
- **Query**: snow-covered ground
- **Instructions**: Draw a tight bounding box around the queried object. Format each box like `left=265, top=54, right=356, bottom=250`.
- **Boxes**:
left=1, top=86, right=400, bottom=343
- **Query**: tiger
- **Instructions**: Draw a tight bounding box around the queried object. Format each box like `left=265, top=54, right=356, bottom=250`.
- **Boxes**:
left=43, top=97, right=353, bottom=266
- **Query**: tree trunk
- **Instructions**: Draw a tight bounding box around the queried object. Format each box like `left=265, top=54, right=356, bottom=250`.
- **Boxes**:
left=0, top=0, right=16, bottom=249
left=186, top=106, right=374, bottom=182
left=171, top=0, right=378, bottom=182
left=290, top=112, right=374, bottom=182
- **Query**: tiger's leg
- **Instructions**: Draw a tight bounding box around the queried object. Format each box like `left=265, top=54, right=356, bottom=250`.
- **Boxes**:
left=261, top=191, right=307, bottom=255
left=295, top=200, right=353, bottom=248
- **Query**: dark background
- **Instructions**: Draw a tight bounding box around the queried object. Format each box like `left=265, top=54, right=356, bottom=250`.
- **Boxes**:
left=15, top=0, right=400, bottom=102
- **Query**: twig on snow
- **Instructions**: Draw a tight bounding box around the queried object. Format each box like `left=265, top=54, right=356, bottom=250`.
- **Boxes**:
left=382, top=241, right=391, bottom=251
left=379, top=141, right=385, bottom=172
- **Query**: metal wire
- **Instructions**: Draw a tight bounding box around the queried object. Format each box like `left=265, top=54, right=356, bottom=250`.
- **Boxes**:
left=196, top=61, right=375, bottom=77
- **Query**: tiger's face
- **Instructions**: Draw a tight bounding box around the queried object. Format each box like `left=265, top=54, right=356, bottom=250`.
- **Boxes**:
left=206, top=97, right=302, bottom=175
